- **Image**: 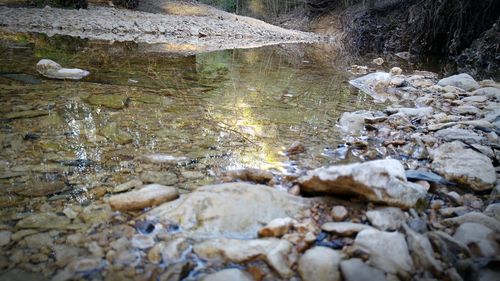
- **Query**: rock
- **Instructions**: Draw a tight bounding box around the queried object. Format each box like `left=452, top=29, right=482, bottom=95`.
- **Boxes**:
left=434, top=128, right=484, bottom=144
left=405, top=170, right=454, bottom=186
left=194, top=238, right=293, bottom=278
left=23, top=232, right=53, bottom=248
left=286, top=141, right=306, bottom=155
left=442, top=212, right=500, bottom=233
left=11, top=229, right=37, bottom=242
left=426, top=231, right=471, bottom=264
left=350, top=65, right=368, bottom=75
left=113, top=250, right=140, bottom=267
left=390, top=67, right=402, bottom=75
left=258, top=217, right=295, bottom=237
left=321, top=222, right=374, bottom=236
left=471, top=144, right=495, bottom=158
left=452, top=105, right=480, bottom=115
left=340, top=258, right=387, bottom=281
left=473, top=87, right=500, bottom=99
left=180, top=170, right=204, bottom=180
left=438, top=74, right=480, bottom=91
left=463, top=95, right=489, bottom=103
left=431, top=141, right=496, bottom=191
left=338, top=111, right=374, bottom=134
left=453, top=222, right=499, bottom=257
left=372, top=57, right=384, bottom=65
left=201, top=269, right=253, bottom=281
left=16, top=212, right=76, bottom=230
left=66, top=257, right=105, bottom=274
left=222, top=168, right=274, bottom=185
left=403, top=225, right=443, bottom=274
left=131, top=234, right=155, bottom=249
left=298, top=246, right=341, bottom=281
left=331, top=205, right=348, bottom=221
left=299, top=159, right=427, bottom=208
left=0, top=231, right=11, bottom=246
left=140, top=171, right=178, bottom=186
left=484, top=203, right=500, bottom=221
left=137, top=154, right=188, bottom=164
left=352, top=229, right=413, bottom=277
left=391, top=107, right=434, bottom=118
left=0, top=269, right=48, bottom=281
left=366, top=207, right=406, bottom=231
left=113, top=179, right=143, bottom=193
left=109, top=184, right=178, bottom=211
left=36, top=59, right=89, bottom=80
left=395, top=52, right=410, bottom=60
left=161, top=237, right=189, bottom=263
left=86, top=94, right=126, bottom=109
left=146, top=183, right=309, bottom=238
left=99, top=123, right=133, bottom=145
left=349, top=72, right=392, bottom=102
left=79, top=204, right=113, bottom=224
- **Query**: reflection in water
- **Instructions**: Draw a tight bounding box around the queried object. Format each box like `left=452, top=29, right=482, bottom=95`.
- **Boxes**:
left=0, top=32, right=383, bottom=212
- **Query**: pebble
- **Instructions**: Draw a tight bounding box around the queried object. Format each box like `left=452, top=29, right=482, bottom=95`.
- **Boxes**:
left=113, top=179, right=143, bottom=193
left=67, top=257, right=104, bottom=274
left=331, top=206, right=348, bottom=221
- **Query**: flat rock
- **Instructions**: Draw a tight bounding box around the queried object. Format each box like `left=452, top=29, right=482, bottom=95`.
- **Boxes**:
left=453, top=222, right=499, bottom=257
left=298, top=247, right=341, bottom=281
left=299, top=159, right=427, bottom=208
left=109, top=184, right=178, bottom=211
left=391, top=107, right=434, bottom=118
left=434, top=128, right=484, bottom=144
left=146, top=183, right=309, bottom=238
left=86, top=94, right=126, bottom=109
left=431, top=141, right=496, bottom=191
left=352, top=229, right=413, bottom=277
left=140, top=171, right=178, bottom=186
left=193, top=238, right=293, bottom=278
left=473, top=87, right=500, bottom=100
left=462, top=95, right=489, bottom=103
left=16, top=212, right=78, bottom=230
left=340, top=258, right=386, bottom=281
left=201, top=269, right=253, bottom=281
left=438, top=73, right=479, bottom=91
left=321, top=222, right=374, bottom=236
left=452, top=105, right=480, bottom=115
left=442, top=212, right=500, bottom=233
left=366, top=207, right=406, bottom=231
left=113, top=179, right=143, bottom=193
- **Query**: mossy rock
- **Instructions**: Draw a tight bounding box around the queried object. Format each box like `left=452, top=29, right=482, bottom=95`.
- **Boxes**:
left=86, top=94, right=127, bottom=109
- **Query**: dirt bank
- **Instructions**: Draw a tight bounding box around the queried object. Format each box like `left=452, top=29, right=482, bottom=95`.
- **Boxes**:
left=0, top=2, right=326, bottom=55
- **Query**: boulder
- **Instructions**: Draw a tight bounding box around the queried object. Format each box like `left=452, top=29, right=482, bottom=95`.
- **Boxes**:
left=299, top=159, right=427, bottom=208
left=437, top=73, right=479, bottom=91
left=193, top=238, right=293, bottom=278
left=340, top=258, right=386, bottom=281
left=298, top=247, right=341, bottom=281
left=36, top=59, right=89, bottom=80
left=146, top=183, right=309, bottom=238
left=352, top=229, right=413, bottom=277
left=431, top=141, right=496, bottom=191
left=109, top=184, right=178, bottom=211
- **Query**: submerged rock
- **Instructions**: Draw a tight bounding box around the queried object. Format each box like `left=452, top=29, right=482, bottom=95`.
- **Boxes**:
left=431, top=141, right=496, bottom=191
left=146, top=183, right=309, bottom=238
left=36, top=59, right=89, bottom=80
left=298, top=246, right=341, bottom=281
left=86, top=94, right=126, bottom=109
left=437, top=73, right=479, bottom=91
left=193, top=238, right=293, bottom=278
left=348, top=72, right=392, bottom=101
left=338, top=110, right=374, bottom=134
left=299, top=159, right=427, bottom=208
left=109, top=184, right=178, bottom=211
left=16, top=212, right=77, bottom=230
left=352, top=229, right=413, bottom=277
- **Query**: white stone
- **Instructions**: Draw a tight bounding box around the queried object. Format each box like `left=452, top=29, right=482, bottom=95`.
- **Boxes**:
left=298, top=247, right=341, bottom=281
left=201, top=269, right=253, bottom=281
left=366, top=207, right=405, bottom=231
left=109, top=184, right=178, bottom=211
left=438, top=73, right=480, bottom=91
left=453, top=222, right=499, bottom=257
left=36, top=59, right=89, bottom=80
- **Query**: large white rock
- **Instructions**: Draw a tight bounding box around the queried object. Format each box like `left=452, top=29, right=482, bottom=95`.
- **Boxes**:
left=299, top=159, right=427, bottom=208
left=146, top=183, right=309, bottom=238
left=431, top=141, right=496, bottom=191
left=298, top=247, right=342, bottom=281
left=36, top=59, right=89, bottom=80
left=349, top=72, right=392, bottom=102
left=438, top=73, right=479, bottom=91
left=193, top=238, right=293, bottom=278
left=352, top=229, right=413, bottom=277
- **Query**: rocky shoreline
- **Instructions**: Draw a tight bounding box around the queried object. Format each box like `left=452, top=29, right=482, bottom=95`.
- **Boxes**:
left=1, top=63, right=499, bottom=280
